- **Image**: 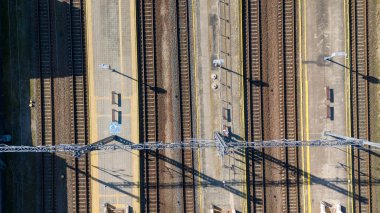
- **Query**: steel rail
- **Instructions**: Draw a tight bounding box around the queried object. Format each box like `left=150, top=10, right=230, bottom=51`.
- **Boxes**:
left=37, top=0, right=56, bottom=211
left=242, top=0, right=265, bottom=211
left=68, top=0, right=91, bottom=212
left=138, top=0, right=159, bottom=212
left=349, top=0, right=371, bottom=211
left=176, top=0, right=195, bottom=211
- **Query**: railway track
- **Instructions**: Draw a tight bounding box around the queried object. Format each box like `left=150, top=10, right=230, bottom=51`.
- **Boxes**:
left=349, top=0, right=372, bottom=212
left=277, top=0, right=299, bottom=212
left=68, top=0, right=91, bottom=212
left=37, top=0, right=56, bottom=212
left=176, top=0, right=195, bottom=212
left=242, top=0, right=266, bottom=212
left=139, top=0, right=159, bottom=212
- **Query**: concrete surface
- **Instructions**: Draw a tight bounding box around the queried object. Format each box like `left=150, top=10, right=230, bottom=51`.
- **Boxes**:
left=86, top=0, right=140, bottom=211
left=299, top=0, right=351, bottom=211
left=193, top=0, right=247, bottom=212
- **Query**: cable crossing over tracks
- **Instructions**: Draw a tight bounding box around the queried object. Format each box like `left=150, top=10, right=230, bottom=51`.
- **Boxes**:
left=0, top=132, right=377, bottom=158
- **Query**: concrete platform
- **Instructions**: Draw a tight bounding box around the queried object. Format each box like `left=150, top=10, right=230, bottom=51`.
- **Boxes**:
left=193, top=0, right=247, bottom=212
left=86, top=0, right=139, bottom=212
left=299, top=0, right=351, bottom=211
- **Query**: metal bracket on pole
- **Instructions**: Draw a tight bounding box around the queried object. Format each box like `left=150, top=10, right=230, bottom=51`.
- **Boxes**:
left=324, top=131, right=366, bottom=147
left=323, top=51, right=347, bottom=61
left=214, top=132, right=228, bottom=156
left=325, top=131, right=380, bottom=148
left=213, top=59, right=224, bottom=67
left=324, top=131, right=355, bottom=140
left=361, top=141, right=380, bottom=149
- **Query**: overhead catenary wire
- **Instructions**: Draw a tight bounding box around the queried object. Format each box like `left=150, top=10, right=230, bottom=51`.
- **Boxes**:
left=0, top=133, right=374, bottom=158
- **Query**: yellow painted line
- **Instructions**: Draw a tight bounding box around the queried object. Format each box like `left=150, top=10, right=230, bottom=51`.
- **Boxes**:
left=191, top=0, right=202, bottom=212
left=129, top=0, right=140, bottom=210
left=305, top=80, right=311, bottom=213
left=298, top=0, right=311, bottom=211
left=344, top=0, right=349, bottom=210
left=238, top=0, right=247, bottom=212
left=346, top=146, right=351, bottom=213
left=297, top=0, right=307, bottom=211
left=298, top=0, right=304, bottom=156
left=118, top=0, right=123, bottom=71
left=301, top=0, right=311, bottom=211
left=343, top=0, right=352, bottom=211
left=301, top=147, right=306, bottom=213
left=348, top=146, right=353, bottom=213
left=85, top=0, right=101, bottom=211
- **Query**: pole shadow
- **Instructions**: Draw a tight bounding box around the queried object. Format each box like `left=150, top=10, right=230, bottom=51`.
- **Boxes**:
left=111, top=69, right=167, bottom=94
left=220, top=66, right=269, bottom=87
left=302, top=54, right=333, bottom=67
left=236, top=147, right=371, bottom=204
left=326, top=59, right=380, bottom=84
